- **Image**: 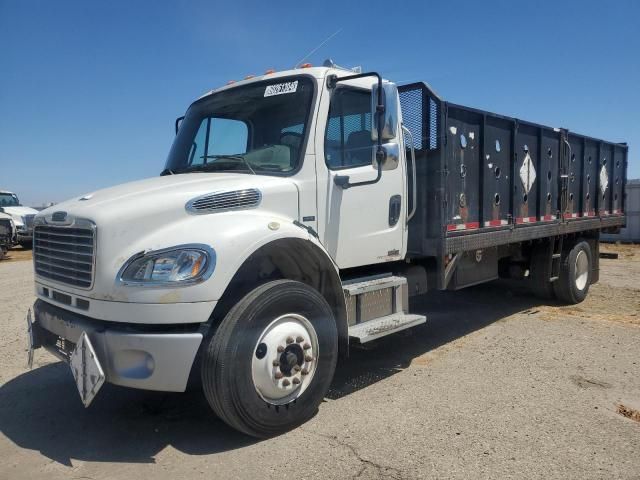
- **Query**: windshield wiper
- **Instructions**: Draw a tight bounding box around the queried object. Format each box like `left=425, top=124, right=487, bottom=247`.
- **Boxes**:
left=201, top=154, right=256, bottom=175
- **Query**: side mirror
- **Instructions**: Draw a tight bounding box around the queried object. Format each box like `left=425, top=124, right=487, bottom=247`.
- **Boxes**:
left=372, top=143, right=400, bottom=171
left=175, top=116, right=184, bottom=135
left=371, top=82, right=399, bottom=142
left=0, top=207, right=4, bottom=213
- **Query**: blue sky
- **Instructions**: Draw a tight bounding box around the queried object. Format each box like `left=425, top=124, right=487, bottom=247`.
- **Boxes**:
left=1, top=0, right=638, bottom=206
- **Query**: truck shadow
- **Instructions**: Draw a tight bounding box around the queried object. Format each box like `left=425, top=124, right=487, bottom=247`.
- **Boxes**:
left=328, top=279, right=547, bottom=399
left=0, top=279, right=546, bottom=465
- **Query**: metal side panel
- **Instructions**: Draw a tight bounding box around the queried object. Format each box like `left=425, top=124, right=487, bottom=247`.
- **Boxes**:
left=348, top=313, right=426, bottom=343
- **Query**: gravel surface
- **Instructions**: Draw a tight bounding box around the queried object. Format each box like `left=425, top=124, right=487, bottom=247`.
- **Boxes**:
left=1, top=245, right=639, bottom=479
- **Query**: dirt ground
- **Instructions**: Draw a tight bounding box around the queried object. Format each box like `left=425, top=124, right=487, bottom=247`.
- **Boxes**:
left=1, top=245, right=32, bottom=263
left=0, top=244, right=639, bottom=479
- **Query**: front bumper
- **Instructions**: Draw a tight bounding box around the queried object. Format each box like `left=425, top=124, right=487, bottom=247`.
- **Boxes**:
left=32, top=299, right=204, bottom=392
left=16, top=230, right=32, bottom=243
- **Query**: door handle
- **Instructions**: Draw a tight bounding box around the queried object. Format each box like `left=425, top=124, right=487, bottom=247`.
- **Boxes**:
left=389, top=195, right=402, bottom=226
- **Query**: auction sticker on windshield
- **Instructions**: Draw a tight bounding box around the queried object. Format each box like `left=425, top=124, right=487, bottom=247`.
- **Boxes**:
left=264, top=81, right=298, bottom=97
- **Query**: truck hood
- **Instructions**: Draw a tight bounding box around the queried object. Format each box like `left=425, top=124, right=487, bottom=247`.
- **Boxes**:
left=3, top=206, right=39, bottom=223
left=38, top=173, right=300, bottom=226
left=34, top=173, right=301, bottom=299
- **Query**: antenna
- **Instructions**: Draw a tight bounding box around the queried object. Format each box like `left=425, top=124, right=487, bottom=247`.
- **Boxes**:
left=294, top=28, right=343, bottom=68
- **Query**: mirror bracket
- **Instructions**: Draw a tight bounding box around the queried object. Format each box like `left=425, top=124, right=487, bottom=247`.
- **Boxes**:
left=334, top=175, right=351, bottom=189
left=175, top=116, right=185, bottom=135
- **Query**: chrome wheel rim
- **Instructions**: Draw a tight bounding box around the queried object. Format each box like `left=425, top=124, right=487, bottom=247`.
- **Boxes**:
left=251, top=313, right=319, bottom=405
left=574, top=250, right=589, bottom=291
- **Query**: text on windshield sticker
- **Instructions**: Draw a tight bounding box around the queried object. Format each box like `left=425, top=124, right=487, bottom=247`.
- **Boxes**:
left=264, top=81, right=298, bottom=97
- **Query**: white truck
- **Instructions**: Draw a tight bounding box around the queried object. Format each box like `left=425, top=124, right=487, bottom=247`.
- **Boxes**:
left=26, top=62, right=627, bottom=438
left=0, top=190, right=38, bottom=247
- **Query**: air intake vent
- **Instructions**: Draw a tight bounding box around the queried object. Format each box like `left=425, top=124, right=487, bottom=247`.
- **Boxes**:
left=186, top=189, right=262, bottom=214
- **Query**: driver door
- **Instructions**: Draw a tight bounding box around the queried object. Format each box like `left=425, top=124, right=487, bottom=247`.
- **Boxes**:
left=316, top=84, right=406, bottom=269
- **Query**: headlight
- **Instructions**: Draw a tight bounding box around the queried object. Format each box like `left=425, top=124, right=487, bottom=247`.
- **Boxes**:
left=119, top=245, right=215, bottom=286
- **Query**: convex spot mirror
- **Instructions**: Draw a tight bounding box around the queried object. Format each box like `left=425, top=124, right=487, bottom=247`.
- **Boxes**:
left=371, top=82, right=399, bottom=142
left=372, top=142, right=400, bottom=171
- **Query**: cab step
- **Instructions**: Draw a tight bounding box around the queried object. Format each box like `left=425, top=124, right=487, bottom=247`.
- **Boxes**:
left=348, top=313, right=426, bottom=343
left=343, top=274, right=426, bottom=343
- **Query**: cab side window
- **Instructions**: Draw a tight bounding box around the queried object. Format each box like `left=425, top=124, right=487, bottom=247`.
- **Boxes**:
left=325, top=89, right=373, bottom=169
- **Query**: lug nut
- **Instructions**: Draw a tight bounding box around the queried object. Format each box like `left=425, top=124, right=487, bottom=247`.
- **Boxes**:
left=277, top=345, right=285, bottom=353
left=301, top=368, right=309, bottom=375
left=305, top=355, right=314, bottom=362
left=274, top=372, right=283, bottom=379
left=293, top=365, right=301, bottom=372
left=272, top=360, right=280, bottom=367
left=303, top=343, right=311, bottom=350
left=282, top=379, right=291, bottom=387
left=286, top=336, right=294, bottom=344
left=292, top=377, right=301, bottom=385
left=296, top=336, right=304, bottom=343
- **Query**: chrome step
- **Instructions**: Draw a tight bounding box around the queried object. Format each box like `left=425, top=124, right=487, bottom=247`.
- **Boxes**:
left=348, top=313, right=426, bottom=343
left=343, top=275, right=406, bottom=295
left=343, top=276, right=408, bottom=327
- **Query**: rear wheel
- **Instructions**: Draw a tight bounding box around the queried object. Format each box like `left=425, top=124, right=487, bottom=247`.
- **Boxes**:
left=201, top=279, right=338, bottom=438
left=553, top=240, right=592, bottom=304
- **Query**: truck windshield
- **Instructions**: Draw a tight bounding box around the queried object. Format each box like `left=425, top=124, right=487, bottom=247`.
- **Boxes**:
left=165, top=76, right=314, bottom=175
left=0, top=193, right=20, bottom=207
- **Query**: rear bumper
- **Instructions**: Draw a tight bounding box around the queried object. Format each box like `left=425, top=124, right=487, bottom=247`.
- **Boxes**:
left=32, top=299, right=204, bottom=392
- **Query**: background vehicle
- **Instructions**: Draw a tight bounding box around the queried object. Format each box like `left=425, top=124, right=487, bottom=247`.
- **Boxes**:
left=26, top=62, right=628, bottom=438
left=0, top=212, right=16, bottom=259
left=0, top=190, right=38, bottom=248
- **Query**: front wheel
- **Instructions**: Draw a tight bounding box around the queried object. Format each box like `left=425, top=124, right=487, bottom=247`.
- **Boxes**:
left=201, top=279, right=338, bottom=438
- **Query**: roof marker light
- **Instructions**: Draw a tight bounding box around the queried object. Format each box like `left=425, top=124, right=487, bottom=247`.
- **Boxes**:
left=264, top=69, right=276, bottom=74
left=226, top=80, right=236, bottom=85
left=300, top=63, right=312, bottom=68
left=245, top=75, right=255, bottom=79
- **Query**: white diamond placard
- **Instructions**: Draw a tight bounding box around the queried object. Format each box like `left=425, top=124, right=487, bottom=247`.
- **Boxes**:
left=599, top=165, right=609, bottom=195
left=519, top=152, right=536, bottom=194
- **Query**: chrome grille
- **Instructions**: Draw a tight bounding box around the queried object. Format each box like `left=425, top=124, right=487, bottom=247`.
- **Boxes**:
left=33, top=224, right=95, bottom=288
left=186, top=188, right=262, bottom=214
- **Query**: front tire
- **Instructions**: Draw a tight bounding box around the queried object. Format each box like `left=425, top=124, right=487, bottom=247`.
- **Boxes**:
left=201, top=279, right=338, bottom=438
left=553, top=240, right=592, bottom=304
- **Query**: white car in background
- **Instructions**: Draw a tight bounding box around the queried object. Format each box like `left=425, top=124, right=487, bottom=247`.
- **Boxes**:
left=0, top=190, right=38, bottom=247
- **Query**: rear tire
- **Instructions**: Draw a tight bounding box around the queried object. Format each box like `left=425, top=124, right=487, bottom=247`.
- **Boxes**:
left=553, top=240, right=592, bottom=304
left=201, top=279, right=338, bottom=438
